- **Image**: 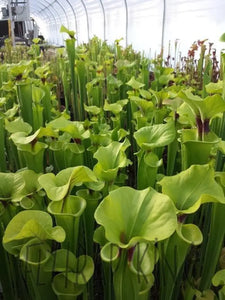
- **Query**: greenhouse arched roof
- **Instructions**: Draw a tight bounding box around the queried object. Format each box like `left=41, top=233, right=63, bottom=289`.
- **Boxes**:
left=1, top=0, right=225, bottom=56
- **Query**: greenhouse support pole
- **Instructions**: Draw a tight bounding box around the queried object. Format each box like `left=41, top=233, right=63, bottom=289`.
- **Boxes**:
left=161, top=0, right=166, bottom=55
left=99, top=0, right=106, bottom=41
left=80, top=0, right=90, bottom=41
left=124, top=0, right=128, bottom=47
left=55, top=0, right=70, bottom=29
left=65, top=0, right=79, bottom=44
left=26, top=0, right=30, bottom=17
left=8, top=0, right=15, bottom=46
left=36, top=2, right=60, bottom=45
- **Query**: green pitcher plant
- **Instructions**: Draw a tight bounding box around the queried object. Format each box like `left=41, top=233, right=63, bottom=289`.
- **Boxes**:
left=103, top=98, right=128, bottom=129
left=0, top=114, right=6, bottom=171
left=134, top=121, right=176, bottom=189
left=158, top=164, right=225, bottom=300
left=35, top=63, right=54, bottom=124
left=44, top=249, right=94, bottom=300
left=94, top=186, right=177, bottom=300
left=0, top=171, right=27, bottom=300
left=2, top=210, right=65, bottom=300
left=60, top=25, right=78, bottom=120
left=8, top=123, right=57, bottom=173
left=38, top=166, right=97, bottom=255
left=179, top=88, right=225, bottom=140
left=76, top=188, right=102, bottom=257
left=46, top=115, right=90, bottom=170
left=176, top=89, right=225, bottom=169
left=1, top=30, right=225, bottom=300
left=93, top=139, right=131, bottom=193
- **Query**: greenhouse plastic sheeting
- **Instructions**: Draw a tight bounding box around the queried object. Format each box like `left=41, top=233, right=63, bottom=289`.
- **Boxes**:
left=1, top=0, right=225, bottom=56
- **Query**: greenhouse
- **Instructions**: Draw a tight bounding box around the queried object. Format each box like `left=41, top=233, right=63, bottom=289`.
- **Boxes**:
left=1, top=0, right=225, bottom=299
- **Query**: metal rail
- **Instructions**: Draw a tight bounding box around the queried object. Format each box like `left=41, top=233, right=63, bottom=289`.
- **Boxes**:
left=99, top=0, right=106, bottom=41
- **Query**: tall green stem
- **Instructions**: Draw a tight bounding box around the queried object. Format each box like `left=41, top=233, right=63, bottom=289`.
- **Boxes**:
left=159, top=234, right=190, bottom=300
left=0, top=117, right=6, bottom=171
left=16, top=82, right=33, bottom=128
left=65, top=39, right=78, bottom=120
left=199, top=203, right=225, bottom=291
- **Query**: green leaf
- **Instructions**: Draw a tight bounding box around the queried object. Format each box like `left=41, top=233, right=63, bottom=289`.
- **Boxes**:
left=100, top=242, right=120, bottom=262
left=0, top=172, right=25, bottom=201
left=179, top=89, right=225, bottom=121
left=212, top=269, right=225, bottom=286
left=48, top=195, right=86, bottom=217
left=130, top=242, right=158, bottom=276
left=130, top=96, right=154, bottom=113
left=66, top=255, right=94, bottom=284
left=134, top=122, right=176, bottom=150
left=219, top=286, right=225, bottom=298
left=139, top=89, right=152, bottom=99
left=179, top=89, right=202, bottom=116
left=94, top=186, right=177, bottom=248
left=195, top=289, right=215, bottom=300
left=111, top=128, right=129, bottom=142
left=201, top=94, right=225, bottom=120
left=159, top=74, right=174, bottom=86
left=159, top=164, right=225, bottom=214
left=12, top=169, right=42, bottom=203
left=20, top=237, right=51, bottom=265
left=37, top=126, right=59, bottom=138
left=0, top=97, right=6, bottom=107
left=5, top=117, right=32, bottom=134
left=117, top=99, right=129, bottom=107
left=115, top=60, right=136, bottom=70
left=60, top=25, right=75, bottom=39
left=35, top=63, right=51, bottom=79
left=84, top=104, right=102, bottom=115
left=93, top=140, right=131, bottom=182
left=107, top=74, right=123, bottom=88
left=205, top=81, right=223, bottom=94
left=48, top=116, right=89, bottom=139
left=32, top=86, right=45, bottom=104
left=20, top=197, right=35, bottom=209
left=216, top=140, right=225, bottom=154
left=179, top=129, right=220, bottom=167
left=3, top=210, right=65, bottom=255
left=84, top=180, right=105, bottom=191
left=38, top=166, right=97, bottom=201
left=32, top=37, right=41, bottom=44
left=9, top=61, right=32, bottom=79
left=126, top=77, right=145, bottom=90
left=220, top=33, right=225, bottom=42
left=52, top=273, right=84, bottom=297
left=45, top=249, right=94, bottom=285
left=215, top=172, right=225, bottom=189
left=163, top=96, right=183, bottom=111
left=44, top=249, right=76, bottom=272
left=93, top=226, right=108, bottom=247
left=176, top=223, right=203, bottom=245
left=144, top=152, right=162, bottom=168
left=104, top=100, right=123, bottom=115
left=104, top=99, right=127, bottom=115
left=10, top=130, right=40, bottom=145
left=4, top=104, right=19, bottom=119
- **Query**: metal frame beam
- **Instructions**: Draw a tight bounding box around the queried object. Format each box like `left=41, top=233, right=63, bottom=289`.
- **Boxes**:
left=124, top=0, right=128, bottom=47
left=99, top=0, right=106, bottom=41
left=80, top=0, right=90, bottom=41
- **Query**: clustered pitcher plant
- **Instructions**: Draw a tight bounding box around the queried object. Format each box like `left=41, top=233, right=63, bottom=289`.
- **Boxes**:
left=1, top=27, right=225, bottom=300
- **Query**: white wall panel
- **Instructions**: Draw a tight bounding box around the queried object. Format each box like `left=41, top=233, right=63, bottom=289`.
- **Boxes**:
left=1, top=0, right=225, bottom=56
left=127, top=0, right=164, bottom=56
left=164, top=0, right=225, bottom=57
left=103, top=0, right=126, bottom=47
left=84, top=0, right=105, bottom=40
